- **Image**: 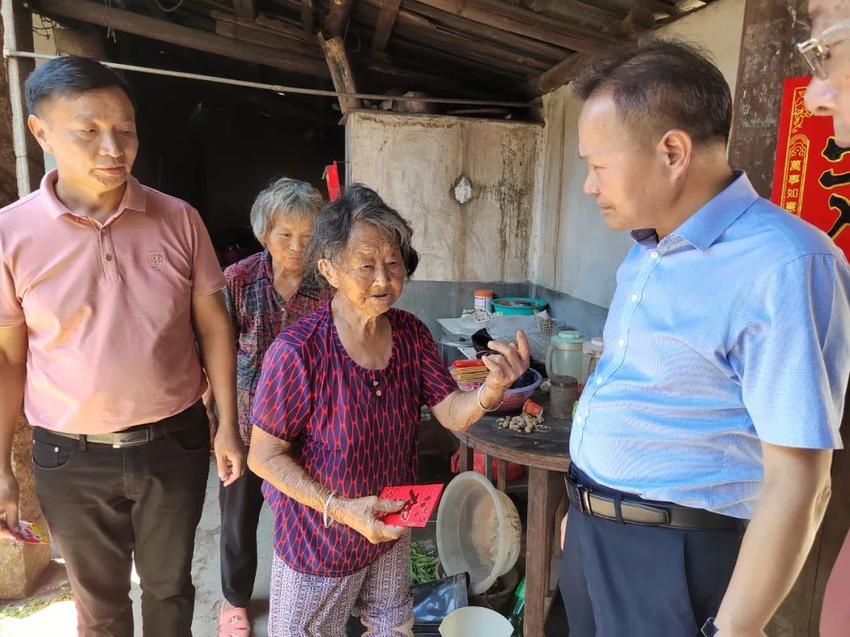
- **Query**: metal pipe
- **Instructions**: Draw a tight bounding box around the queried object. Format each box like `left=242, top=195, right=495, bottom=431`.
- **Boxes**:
left=3, top=49, right=536, bottom=108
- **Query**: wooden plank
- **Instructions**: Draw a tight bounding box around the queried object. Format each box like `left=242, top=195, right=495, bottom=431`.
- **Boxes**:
left=37, top=0, right=331, bottom=78
left=301, top=0, right=314, bottom=35
left=232, top=0, right=256, bottom=20
left=457, top=440, right=475, bottom=473
left=324, top=0, right=354, bottom=37
left=318, top=33, right=362, bottom=113
left=355, top=1, right=549, bottom=75
left=729, top=0, right=808, bottom=198
left=1, top=0, right=44, bottom=196
left=214, top=19, right=322, bottom=57
left=410, top=0, right=616, bottom=53
left=404, top=0, right=568, bottom=63
left=216, top=11, right=315, bottom=46
left=526, top=52, right=590, bottom=96
left=371, top=0, right=402, bottom=52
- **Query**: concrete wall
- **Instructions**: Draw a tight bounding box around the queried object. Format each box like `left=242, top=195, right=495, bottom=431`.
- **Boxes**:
left=346, top=111, right=541, bottom=283
left=530, top=0, right=747, bottom=309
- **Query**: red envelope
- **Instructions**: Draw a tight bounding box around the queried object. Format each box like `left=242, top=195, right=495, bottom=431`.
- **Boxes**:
left=379, top=484, right=444, bottom=527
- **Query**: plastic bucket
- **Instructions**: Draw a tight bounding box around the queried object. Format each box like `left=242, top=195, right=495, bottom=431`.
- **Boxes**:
left=439, top=606, right=513, bottom=637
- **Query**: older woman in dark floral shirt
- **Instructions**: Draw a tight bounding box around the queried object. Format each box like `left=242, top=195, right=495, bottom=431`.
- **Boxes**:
left=249, top=185, right=530, bottom=636
left=211, top=177, right=331, bottom=637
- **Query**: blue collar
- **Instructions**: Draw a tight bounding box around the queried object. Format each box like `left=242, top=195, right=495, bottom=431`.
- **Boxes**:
left=631, top=171, right=761, bottom=251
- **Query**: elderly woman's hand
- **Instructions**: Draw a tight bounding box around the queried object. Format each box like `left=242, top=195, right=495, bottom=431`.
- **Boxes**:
left=481, top=330, right=531, bottom=392
left=332, top=496, right=409, bottom=544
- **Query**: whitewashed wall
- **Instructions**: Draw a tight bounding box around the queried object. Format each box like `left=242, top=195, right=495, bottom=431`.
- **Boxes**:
left=530, top=0, right=747, bottom=309
left=346, top=111, right=541, bottom=283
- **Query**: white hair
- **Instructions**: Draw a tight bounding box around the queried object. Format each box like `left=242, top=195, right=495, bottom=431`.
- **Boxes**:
left=250, top=177, right=324, bottom=242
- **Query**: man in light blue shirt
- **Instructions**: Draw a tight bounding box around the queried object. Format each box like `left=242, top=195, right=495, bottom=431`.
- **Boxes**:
left=559, top=40, right=850, bottom=637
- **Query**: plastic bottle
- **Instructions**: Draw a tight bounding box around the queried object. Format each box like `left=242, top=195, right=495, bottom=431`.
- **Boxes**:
left=508, top=575, right=526, bottom=636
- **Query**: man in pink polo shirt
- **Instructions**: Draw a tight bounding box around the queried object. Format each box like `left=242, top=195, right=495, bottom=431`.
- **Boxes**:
left=0, top=56, right=245, bottom=636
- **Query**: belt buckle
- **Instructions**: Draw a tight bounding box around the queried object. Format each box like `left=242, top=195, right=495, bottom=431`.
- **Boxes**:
left=580, top=488, right=593, bottom=515
left=112, top=430, right=150, bottom=448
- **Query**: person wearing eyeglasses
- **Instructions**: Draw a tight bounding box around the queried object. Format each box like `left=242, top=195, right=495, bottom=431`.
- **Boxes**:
left=801, top=4, right=850, bottom=636
left=802, top=1, right=850, bottom=146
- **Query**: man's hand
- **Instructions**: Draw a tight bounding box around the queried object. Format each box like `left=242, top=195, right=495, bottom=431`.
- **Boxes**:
left=213, top=425, right=246, bottom=487
left=560, top=513, right=567, bottom=550
left=0, top=471, right=20, bottom=540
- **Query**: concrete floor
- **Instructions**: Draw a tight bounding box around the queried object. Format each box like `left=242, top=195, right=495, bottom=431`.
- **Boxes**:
left=0, top=461, right=275, bottom=637
left=0, top=456, right=568, bottom=636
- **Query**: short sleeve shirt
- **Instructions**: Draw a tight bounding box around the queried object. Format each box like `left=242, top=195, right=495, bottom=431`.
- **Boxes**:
left=222, top=250, right=331, bottom=445
left=570, top=172, right=850, bottom=518
left=251, top=304, right=456, bottom=576
left=0, top=170, right=225, bottom=433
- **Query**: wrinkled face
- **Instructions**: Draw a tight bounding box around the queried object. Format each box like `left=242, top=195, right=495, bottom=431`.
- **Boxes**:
left=28, top=87, right=138, bottom=194
left=804, top=1, right=850, bottom=146
left=578, top=94, right=670, bottom=231
left=264, top=212, right=315, bottom=275
left=322, top=223, right=406, bottom=318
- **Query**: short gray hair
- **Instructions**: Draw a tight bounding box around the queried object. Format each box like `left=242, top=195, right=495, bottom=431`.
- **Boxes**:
left=305, top=183, right=419, bottom=284
left=250, top=177, right=324, bottom=241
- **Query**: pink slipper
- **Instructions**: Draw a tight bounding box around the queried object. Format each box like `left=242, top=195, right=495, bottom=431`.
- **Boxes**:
left=219, top=603, right=251, bottom=637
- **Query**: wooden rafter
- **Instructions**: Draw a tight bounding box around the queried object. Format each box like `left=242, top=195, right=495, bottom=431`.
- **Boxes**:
left=371, top=0, right=402, bottom=52
left=403, top=0, right=566, bottom=63
left=409, top=0, right=617, bottom=53
left=232, top=0, right=256, bottom=20
left=356, top=1, right=549, bottom=75
left=525, top=52, right=589, bottom=96
left=301, top=0, right=314, bottom=35
left=318, top=33, right=362, bottom=113
left=323, top=0, right=354, bottom=37
left=35, top=0, right=331, bottom=77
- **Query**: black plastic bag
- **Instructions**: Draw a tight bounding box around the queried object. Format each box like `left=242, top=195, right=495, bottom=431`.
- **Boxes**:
left=412, top=573, right=469, bottom=636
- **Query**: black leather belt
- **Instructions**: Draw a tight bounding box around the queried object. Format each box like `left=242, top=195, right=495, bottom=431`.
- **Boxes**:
left=566, top=473, right=747, bottom=532
left=47, top=401, right=203, bottom=449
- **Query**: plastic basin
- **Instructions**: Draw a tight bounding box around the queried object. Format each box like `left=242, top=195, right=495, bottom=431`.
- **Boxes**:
left=436, top=471, right=522, bottom=594
left=439, top=606, right=513, bottom=637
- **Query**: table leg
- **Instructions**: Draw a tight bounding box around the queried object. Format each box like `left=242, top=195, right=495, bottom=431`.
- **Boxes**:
left=483, top=453, right=492, bottom=481
left=457, top=441, right=474, bottom=473
left=496, top=459, right=508, bottom=492
left=524, top=468, right=564, bottom=637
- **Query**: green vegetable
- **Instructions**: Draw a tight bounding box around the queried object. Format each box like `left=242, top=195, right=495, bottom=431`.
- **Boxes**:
left=409, top=541, right=442, bottom=585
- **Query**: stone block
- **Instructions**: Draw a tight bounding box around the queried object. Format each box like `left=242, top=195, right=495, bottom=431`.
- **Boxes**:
left=0, top=514, right=51, bottom=599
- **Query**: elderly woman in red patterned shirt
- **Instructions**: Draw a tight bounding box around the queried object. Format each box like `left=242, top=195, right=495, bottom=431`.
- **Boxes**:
left=248, top=184, right=530, bottom=637
left=210, top=177, right=332, bottom=637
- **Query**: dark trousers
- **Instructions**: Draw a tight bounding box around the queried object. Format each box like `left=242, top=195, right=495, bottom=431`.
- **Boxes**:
left=219, top=466, right=265, bottom=608
left=559, top=469, right=746, bottom=637
left=32, top=403, right=211, bottom=637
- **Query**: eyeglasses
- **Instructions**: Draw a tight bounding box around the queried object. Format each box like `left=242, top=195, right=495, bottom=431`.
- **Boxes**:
left=797, top=19, right=850, bottom=79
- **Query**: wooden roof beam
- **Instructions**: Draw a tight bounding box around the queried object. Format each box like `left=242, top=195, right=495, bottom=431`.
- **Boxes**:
left=301, top=0, right=314, bottom=36
left=403, top=0, right=566, bottom=63
left=34, top=0, right=331, bottom=77
left=323, top=0, right=354, bottom=37
left=371, top=0, right=402, bottom=52
left=410, top=0, right=617, bottom=53
left=319, top=33, right=362, bottom=113
left=232, top=0, right=256, bottom=20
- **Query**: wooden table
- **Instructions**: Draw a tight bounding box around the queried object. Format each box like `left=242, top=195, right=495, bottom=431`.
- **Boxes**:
left=452, top=393, right=571, bottom=637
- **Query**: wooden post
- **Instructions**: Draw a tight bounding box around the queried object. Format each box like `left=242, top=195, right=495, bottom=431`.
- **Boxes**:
left=323, top=0, right=354, bottom=38
left=728, top=0, right=809, bottom=197
left=319, top=33, right=362, bottom=114
left=1, top=0, right=44, bottom=197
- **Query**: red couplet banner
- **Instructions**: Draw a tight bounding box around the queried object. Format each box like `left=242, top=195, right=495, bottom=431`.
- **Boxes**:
left=771, top=75, right=850, bottom=260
